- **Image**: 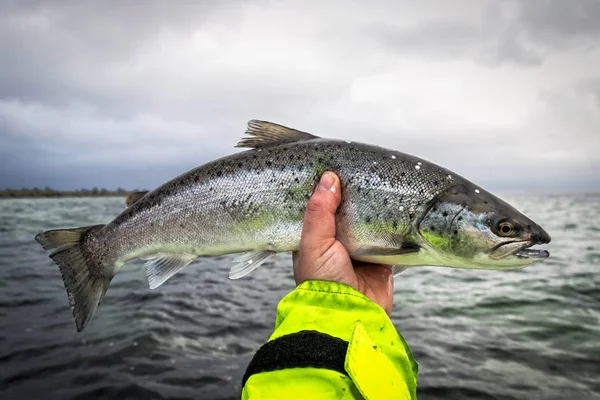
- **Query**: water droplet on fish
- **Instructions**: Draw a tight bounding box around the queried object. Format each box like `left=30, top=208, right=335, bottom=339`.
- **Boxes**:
left=248, top=259, right=253, bottom=264
left=129, top=366, right=135, bottom=371
left=415, top=165, right=421, bottom=170
left=417, top=162, right=422, bottom=165
left=133, top=341, right=138, bottom=347
left=109, top=342, right=114, bottom=347
left=475, top=189, right=480, bottom=193
left=391, top=155, right=396, bottom=159
left=399, top=206, right=404, bottom=211
left=447, top=175, right=452, bottom=180
left=346, top=140, right=352, bottom=144
left=373, top=161, right=377, bottom=165
left=25, top=328, right=32, bottom=332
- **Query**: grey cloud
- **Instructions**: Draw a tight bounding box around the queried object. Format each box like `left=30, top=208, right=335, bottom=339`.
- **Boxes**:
left=0, top=0, right=598, bottom=192
left=368, top=0, right=600, bottom=66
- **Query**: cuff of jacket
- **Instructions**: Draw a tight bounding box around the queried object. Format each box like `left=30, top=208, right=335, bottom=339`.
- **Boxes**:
left=244, top=280, right=418, bottom=399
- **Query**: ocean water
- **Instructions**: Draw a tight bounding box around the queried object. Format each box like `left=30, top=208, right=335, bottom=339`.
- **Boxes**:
left=0, top=194, right=599, bottom=400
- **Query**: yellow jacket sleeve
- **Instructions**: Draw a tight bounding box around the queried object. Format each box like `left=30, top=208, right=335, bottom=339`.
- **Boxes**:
left=241, top=280, right=418, bottom=400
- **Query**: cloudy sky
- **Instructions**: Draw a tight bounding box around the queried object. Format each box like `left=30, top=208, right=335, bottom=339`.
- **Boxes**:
left=1, top=0, right=599, bottom=192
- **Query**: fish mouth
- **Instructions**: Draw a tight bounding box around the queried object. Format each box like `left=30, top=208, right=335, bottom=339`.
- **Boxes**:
left=490, top=240, right=550, bottom=260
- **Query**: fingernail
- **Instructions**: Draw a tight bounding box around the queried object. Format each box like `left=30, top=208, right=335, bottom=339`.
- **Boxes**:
left=317, top=172, right=335, bottom=192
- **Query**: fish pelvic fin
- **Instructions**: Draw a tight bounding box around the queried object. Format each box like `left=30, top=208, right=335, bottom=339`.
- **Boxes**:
left=35, top=225, right=110, bottom=332
left=229, top=251, right=276, bottom=279
left=125, top=191, right=149, bottom=207
left=235, top=120, right=319, bottom=149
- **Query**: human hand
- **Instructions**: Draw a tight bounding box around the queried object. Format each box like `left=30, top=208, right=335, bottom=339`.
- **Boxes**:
left=293, top=171, right=395, bottom=315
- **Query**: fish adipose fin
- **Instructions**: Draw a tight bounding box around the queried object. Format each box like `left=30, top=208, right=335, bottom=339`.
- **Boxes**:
left=229, top=251, right=276, bottom=279
left=144, top=253, right=197, bottom=289
left=235, top=120, right=319, bottom=149
left=125, top=190, right=149, bottom=207
left=35, top=225, right=109, bottom=332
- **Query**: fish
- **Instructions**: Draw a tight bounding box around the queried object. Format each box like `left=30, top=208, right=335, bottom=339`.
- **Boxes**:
left=35, top=120, right=551, bottom=331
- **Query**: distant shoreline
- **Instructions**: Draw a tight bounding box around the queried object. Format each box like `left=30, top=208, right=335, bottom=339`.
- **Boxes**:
left=0, top=188, right=145, bottom=199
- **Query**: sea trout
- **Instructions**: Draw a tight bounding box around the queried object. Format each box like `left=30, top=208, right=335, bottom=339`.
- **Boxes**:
left=35, top=120, right=551, bottom=331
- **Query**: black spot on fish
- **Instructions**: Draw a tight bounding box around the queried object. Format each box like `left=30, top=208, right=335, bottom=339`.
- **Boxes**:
left=266, top=160, right=272, bottom=167
left=443, top=212, right=448, bottom=217
left=392, top=221, right=398, bottom=230
left=366, top=216, right=371, bottom=223
left=409, top=213, right=414, bottom=219
left=383, top=198, right=388, bottom=206
left=294, top=177, right=300, bottom=183
left=457, top=216, right=463, bottom=221
left=216, top=171, right=222, bottom=177
left=180, top=223, right=185, bottom=229
left=453, top=230, right=458, bottom=235
left=401, top=172, right=406, bottom=177
left=238, top=162, right=243, bottom=168
left=193, top=176, right=199, bottom=182
left=434, top=181, right=439, bottom=186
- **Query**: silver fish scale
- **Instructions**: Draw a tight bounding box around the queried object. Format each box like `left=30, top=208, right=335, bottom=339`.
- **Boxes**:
left=86, top=139, right=459, bottom=268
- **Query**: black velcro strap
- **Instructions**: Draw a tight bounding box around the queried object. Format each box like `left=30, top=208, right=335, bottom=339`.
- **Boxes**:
left=242, top=330, right=349, bottom=386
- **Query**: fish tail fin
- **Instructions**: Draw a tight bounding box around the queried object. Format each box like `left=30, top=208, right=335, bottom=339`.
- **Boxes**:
left=35, top=225, right=110, bottom=332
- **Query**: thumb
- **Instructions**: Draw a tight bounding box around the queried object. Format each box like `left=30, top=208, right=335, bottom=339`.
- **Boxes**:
left=299, top=172, right=342, bottom=258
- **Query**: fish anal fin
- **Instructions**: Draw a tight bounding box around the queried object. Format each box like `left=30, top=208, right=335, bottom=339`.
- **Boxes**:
left=235, top=120, right=319, bottom=149
left=229, top=251, right=276, bottom=279
left=144, top=253, right=197, bottom=289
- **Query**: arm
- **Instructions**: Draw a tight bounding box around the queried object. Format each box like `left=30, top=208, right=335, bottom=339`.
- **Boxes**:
left=242, top=172, right=418, bottom=399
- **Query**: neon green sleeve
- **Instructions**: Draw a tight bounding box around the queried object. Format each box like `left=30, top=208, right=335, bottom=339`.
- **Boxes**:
left=241, top=280, right=418, bottom=399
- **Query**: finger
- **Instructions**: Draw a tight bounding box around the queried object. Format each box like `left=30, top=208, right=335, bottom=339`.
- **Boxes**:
left=299, top=172, right=342, bottom=258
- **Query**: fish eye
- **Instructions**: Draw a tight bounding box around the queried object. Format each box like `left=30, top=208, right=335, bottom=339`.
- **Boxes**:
left=495, top=220, right=516, bottom=237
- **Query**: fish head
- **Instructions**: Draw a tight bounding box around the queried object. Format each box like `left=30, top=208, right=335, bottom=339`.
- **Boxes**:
left=418, top=182, right=551, bottom=269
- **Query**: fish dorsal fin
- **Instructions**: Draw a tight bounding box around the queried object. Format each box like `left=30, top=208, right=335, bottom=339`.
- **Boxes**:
left=235, top=120, right=319, bottom=149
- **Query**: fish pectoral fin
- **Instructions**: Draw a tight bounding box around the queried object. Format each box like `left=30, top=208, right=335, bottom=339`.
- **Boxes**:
left=144, top=253, right=197, bottom=289
left=391, top=265, right=408, bottom=277
left=350, top=242, right=420, bottom=257
left=235, top=120, right=319, bottom=149
left=229, top=251, right=276, bottom=279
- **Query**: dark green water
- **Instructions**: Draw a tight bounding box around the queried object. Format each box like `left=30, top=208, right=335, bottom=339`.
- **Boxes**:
left=1, top=194, right=599, bottom=399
